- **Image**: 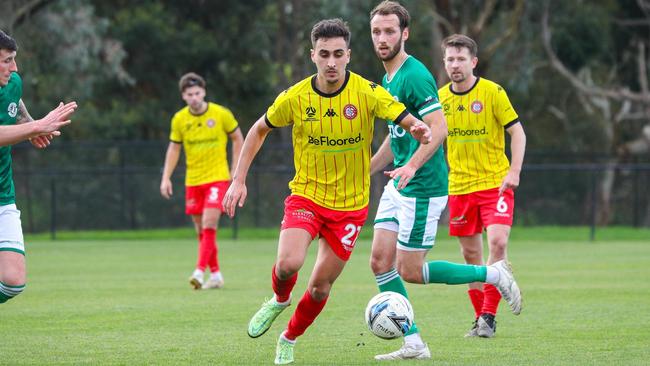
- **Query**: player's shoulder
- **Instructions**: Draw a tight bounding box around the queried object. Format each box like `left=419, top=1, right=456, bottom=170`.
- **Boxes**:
left=402, top=56, right=433, bottom=78
left=273, top=75, right=313, bottom=102
left=172, top=105, right=191, bottom=121
left=477, top=77, right=507, bottom=94
left=9, top=72, right=21, bottom=85
left=348, top=71, right=384, bottom=95
left=207, top=102, right=234, bottom=115
left=438, top=82, right=453, bottom=97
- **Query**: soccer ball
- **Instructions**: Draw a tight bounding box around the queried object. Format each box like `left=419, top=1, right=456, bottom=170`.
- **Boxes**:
left=365, top=291, right=414, bottom=340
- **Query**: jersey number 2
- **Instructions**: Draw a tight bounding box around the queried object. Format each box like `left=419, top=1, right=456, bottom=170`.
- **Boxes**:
left=341, top=224, right=362, bottom=246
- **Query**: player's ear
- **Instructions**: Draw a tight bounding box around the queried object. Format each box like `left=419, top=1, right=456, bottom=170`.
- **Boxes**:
left=472, top=56, right=478, bottom=69
left=402, top=27, right=409, bottom=42
left=310, top=48, right=316, bottom=63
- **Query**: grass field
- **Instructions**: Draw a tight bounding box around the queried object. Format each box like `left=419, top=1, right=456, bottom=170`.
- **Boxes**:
left=1, top=227, right=649, bottom=365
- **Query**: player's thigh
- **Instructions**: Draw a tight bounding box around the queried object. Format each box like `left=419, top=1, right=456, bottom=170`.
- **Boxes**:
left=203, top=181, right=229, bottom=214
left=370, top=228, right=398, bottom=274
left=319, top=206, right=368, bottom=261
left=0, top=204, right=25, bottom=284
left=307, top=237, right=348, bottom=298
left=0, top=252, right=25, bottom=285
left=448, top=193, right=482, bottom=236
left=477, top=188, right=514, bottom=227
left=201, top=208, right=221, bottom=229
left=276, top=228, right=313, bottom=276
left=396, top=195, right=447, bottom=251
left=395, top=248, right=427, bottom=273
left=457, top=234, right=484, bottom=264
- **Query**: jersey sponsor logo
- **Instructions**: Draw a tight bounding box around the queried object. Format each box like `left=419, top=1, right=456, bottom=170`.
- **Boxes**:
left=291, top=208, right=315, bottom=222
left=206, top=119, right=216, bottom=128
left=7, top=102, right=17, bottom=118
left=388, top=124, right=407, bottom=138
left=470, top=101, right=483, bottom=114
left=324, top=108, right=338, bottom=117
left=343, top=104, right=357, bottom=120
left=450, top=215, right=467, bottom=225
left=448, top=127, right=487, bottom=137
left=304, top=106, right=318, bottom=122
left=307, top=133, right=364, bottom=147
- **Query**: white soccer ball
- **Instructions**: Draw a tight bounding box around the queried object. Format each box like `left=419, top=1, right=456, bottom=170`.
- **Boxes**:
left=365, top=291, right=414, bottom=340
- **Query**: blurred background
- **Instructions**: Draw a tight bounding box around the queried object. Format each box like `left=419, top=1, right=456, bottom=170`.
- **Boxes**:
left=2, top=0, right=649, bottom=235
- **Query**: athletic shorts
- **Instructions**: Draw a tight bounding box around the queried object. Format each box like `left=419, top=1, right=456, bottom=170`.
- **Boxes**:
left=185, top=180, right=230, bottom=215
left=448, top=187, right=514, bottom=236
left=280, top=195, right=368, bottom=261
left=0, top=204, right=25, bottom=255
left=374, top=180, right=448, bottom=251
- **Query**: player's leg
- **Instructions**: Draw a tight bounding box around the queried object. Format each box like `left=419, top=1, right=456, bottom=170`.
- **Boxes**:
left=249, top=228, right=312, bottom=340
left=201, top=207, right=223, bottom=289
left=370, top=182, right=423, bottom=348
left=458, top=234, right=485, bottom=336
left=477, top=188, right=517, bottom=337
left=0, top=204, right=26, bottom=303
left=186, top=184, right=207, bottom=289
left=276, top=237, right=346, bottom=365
left=249, top=196, right=320, bottom=339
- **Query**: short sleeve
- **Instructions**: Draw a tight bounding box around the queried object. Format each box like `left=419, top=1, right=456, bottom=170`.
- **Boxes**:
left=265, top=89, right=294, bottom=128
left=493, top=85, right=519, bottom=127
left=221, top=108, right=239, bottom=134
left=169, top=114, right=182, bottom=143
left=373, top=85, right=408, bottom=124
left=405, top=71, right=441, bottom=118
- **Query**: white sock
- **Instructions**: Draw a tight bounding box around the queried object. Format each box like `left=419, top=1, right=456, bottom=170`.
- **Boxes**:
left=192, top=269, right=203, bottom=279
left=210, top=271, right=223, bottom=281
left=275, top=293, right=292, bottom=306
left=485, top=266, right=499, bottom=284
left=404, top=333, right=425, bottom=348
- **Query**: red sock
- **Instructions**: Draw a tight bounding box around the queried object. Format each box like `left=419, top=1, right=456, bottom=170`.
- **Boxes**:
left=481, top=284, right=501, bottom=316
left=284, top=290, right=328, bottom=340
left=197, top=228, right=216, bottom=271
left=468, top=289, right=484, bottom=319
left=208, top=230, right=219, bottom=273
left=272, top=264, right=297, bottom=303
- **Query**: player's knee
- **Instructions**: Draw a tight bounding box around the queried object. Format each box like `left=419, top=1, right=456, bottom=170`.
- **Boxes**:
left=369, top=252, right=392, bottom=275
left=488, top=236, right=508, bottom=256
left=460, top=245, right=482, bottom=262
left=0, top=281, right=25, bottom=304
left=274, top=260, right=299, bottom=280
left=396, top=263, right=422, bottom=284
left=308, top=285, right=330, bottom=302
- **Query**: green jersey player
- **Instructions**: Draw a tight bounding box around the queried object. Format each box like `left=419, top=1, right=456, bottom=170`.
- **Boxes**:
left=0, top=29, right=77, bottom=304
left=368, top=1, right=522, bottom=360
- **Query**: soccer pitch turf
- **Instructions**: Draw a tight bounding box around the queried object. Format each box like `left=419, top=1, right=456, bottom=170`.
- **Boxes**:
left=1, top=228, right=649, bottom=365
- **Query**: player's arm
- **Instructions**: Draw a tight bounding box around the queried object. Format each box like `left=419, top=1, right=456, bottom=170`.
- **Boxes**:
left=228, top=127, right=244, bottom=178
left=223, top=115, right=273, bottom=218
left=160, top=142, right=181, bottom=199
left=396, top=113, right=431, bottom=145
left=0, top=101, right=76, bottom=148
left=388, top=110, right=447, bottom=189
left=370, top=135, right=393, bottom=176
left=17, top=99, right=54, bottom=149
left=499, top=122, right=526, bottom=195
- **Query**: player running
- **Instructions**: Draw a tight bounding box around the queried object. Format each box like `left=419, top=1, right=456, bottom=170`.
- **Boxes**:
left=223, top=18, right=433, bottom=365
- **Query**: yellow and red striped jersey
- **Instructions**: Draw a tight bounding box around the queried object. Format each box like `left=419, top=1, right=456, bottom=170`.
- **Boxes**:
left=439, top=77, right=519, bottom=195
left=266, top=71, right=408, bottom=210
left=170, top=102, right=238, bottom=186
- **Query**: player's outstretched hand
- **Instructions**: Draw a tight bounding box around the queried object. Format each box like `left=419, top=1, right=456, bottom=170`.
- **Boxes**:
left=36, top=101, right=78, bottom=136
left=409, top=121, right=431, bottom=145
left=383, top=163, right=417, bottom=190
left=223, top=181, right=247, bottom=218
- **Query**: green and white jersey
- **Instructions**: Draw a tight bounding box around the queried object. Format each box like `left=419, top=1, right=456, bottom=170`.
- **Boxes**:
left=0, top=72, right=22, bottom=206
left=382, top=56, right=448, bottom=198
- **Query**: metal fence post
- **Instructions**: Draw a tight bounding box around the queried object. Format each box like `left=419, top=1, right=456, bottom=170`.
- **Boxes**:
left=589, top=169, right=597, bottom=242
left=50, top=178, right=56, bottom=240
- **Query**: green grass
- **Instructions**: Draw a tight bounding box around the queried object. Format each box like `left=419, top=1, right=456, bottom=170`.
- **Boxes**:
left=2, top=229, right=650, bottom=365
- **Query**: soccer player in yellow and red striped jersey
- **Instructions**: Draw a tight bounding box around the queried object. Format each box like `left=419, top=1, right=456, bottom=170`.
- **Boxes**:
left=160, top=72, right=243, bottom=291
left=222, top=19, right=431, bottom=365
left=439, top=34, right=527, bottom=338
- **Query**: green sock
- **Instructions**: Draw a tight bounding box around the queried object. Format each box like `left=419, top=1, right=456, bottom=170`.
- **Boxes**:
left=375, top=268, right=420, bottom=336
left=422, top=261, right=487, bottom=285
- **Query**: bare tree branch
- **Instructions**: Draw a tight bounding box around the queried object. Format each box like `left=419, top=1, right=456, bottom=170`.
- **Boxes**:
left=483, top=0, right=524, bottom=60
left=471, top=0, right=497, bottom=35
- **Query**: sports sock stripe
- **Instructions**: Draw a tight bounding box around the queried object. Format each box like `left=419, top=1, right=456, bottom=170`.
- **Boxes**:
left=375, top=269, right=399, bottom=286
left=422, top=263, right=430, bottom=284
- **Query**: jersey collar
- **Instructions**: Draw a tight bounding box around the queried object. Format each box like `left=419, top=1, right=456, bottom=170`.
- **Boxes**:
left=311, top=70, right=350, bottom=98
left=449, top=76, right=481, bottom=96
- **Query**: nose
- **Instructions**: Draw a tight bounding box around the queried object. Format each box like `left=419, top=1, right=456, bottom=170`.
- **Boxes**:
left=10, top=60, right=17, bottom=72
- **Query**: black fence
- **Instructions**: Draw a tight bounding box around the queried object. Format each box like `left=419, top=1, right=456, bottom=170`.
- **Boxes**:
left=10, top=141, right=650, bottom=239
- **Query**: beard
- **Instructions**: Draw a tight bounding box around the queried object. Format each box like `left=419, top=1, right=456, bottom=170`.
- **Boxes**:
left=375, top=35, right=403, bottom=62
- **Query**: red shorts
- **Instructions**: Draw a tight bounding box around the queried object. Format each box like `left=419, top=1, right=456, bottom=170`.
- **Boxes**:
left=185, top=180, right=230, bottom=215
left=281, top=195, right=368, bottom=261
left=448, top=187, right=514, bottom=236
